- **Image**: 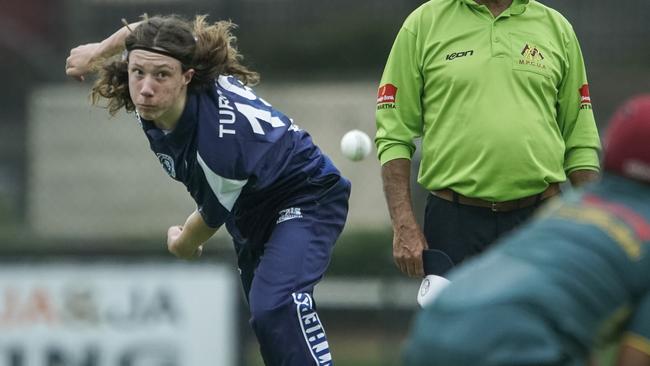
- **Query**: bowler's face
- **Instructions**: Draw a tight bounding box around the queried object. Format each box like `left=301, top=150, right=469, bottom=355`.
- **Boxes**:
left=128, top=50, right=190, bottom=122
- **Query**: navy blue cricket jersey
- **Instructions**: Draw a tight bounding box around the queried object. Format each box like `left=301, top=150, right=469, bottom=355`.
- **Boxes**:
left=138, top=75, right=341, bottom=241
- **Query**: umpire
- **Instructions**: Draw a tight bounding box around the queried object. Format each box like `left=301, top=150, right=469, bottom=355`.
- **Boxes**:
left=375, top=0, right=601, bottom=278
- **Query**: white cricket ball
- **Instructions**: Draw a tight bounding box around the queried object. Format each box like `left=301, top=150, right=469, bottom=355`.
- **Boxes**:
left=340, top=129, right=372, bottom=161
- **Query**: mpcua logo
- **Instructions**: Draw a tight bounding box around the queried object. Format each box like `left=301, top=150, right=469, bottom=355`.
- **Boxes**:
left=519, top=43, right=546, bottom=69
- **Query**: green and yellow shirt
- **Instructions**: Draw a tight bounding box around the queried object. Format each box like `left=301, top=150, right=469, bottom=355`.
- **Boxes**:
left=375, top=0, right=601, bottom=201
left=403, top=175, right=650, bottom=364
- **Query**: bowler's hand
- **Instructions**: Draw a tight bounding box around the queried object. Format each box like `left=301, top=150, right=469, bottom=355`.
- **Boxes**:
left=65, top=43, right=102, bottom=81
left=393, top=224, right=427, bottom=278
left=167, top=225, right=203, bottom=260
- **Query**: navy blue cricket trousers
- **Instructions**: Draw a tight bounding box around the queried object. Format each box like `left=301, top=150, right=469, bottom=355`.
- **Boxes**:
left=232, top=175, right=350, bottom=366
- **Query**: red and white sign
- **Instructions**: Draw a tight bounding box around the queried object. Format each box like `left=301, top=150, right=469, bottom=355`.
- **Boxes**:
left=580, top=84, right=591, bottom=104
left=377, top=84, right=398, bottom=104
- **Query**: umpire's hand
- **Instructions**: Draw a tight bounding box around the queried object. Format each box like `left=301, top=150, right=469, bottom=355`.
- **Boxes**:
left=393, top=224, right=426, bottom=277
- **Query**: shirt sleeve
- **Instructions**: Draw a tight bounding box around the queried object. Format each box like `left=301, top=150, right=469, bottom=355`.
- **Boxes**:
left=196, top=198, right=229, bottom=229
left=622, top=292, right=650, bottom=357
left=375, top=14, right=424, bottom=166
left=555, top=25, right=601, bottom=174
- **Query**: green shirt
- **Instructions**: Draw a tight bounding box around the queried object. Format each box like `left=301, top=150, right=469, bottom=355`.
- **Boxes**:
left=375, top=0, right=601, bottom=201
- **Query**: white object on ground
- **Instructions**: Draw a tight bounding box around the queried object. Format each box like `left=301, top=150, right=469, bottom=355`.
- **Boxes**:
left=417, top=275, right=451, bottom=308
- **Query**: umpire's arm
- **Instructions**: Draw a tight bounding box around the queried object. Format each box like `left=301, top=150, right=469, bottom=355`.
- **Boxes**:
left=555, top=24, right=601, bottom=187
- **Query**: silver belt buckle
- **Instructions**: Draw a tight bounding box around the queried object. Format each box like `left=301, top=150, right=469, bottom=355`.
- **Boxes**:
left=491, top=201, right=498, bottom=212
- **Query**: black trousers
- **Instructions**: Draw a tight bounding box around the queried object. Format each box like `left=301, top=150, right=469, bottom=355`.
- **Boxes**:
left=423, top=193, right=545, bottom=275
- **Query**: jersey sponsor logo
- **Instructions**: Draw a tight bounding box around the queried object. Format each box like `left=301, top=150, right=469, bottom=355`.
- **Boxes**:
left=376, top=84, right=397, bottom=110
left=277, top=207, right=303, bottom=223
left=518, top=43, right=546, bottom=70
left=156, top=153, right=176, bottom=178
left=293, top=293, right=332, bottom=366
left=579, top=84, right=593, bottom=110
left=445, top=50, right=474, bottom=61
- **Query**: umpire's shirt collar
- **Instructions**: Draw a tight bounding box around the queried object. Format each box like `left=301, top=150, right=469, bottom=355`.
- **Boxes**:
left=458, top=0, right=530, bottom=16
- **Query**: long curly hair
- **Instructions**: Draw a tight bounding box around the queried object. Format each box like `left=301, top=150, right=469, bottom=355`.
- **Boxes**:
left=91, top=14, right=259, bottom=116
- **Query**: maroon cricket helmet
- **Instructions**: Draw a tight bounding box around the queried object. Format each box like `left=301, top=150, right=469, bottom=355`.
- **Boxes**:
left=603, top=95, right=650, bottom=183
